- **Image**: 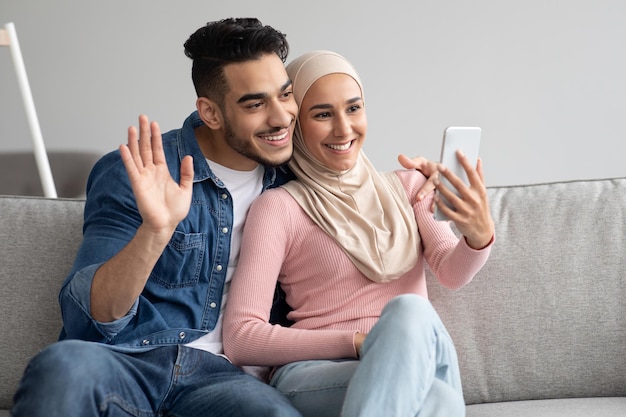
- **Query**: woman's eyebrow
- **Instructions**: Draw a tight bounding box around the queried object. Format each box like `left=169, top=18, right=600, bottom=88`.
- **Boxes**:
left=308, top=96, right=362, bottom=112
left=308, top=103, right=333, bottom=111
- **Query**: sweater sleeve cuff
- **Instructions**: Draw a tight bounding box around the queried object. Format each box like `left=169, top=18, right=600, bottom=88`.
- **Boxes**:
left=464, top=233, right=495, bottom=251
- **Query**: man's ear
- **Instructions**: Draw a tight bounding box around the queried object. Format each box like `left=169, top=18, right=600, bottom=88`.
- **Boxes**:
left=196, top=97, right=223, bottom=129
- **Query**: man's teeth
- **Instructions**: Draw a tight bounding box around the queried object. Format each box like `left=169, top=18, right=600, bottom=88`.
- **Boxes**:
left=264, top=132, right=288, bottom=141
left=327, top=142, right=351, bottom=151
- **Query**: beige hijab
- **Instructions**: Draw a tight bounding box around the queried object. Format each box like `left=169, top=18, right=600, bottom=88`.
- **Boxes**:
left=283, top=50, right=419, bottom=283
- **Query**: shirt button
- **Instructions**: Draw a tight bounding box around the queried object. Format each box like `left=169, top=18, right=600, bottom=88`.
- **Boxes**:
left=222, top=227, right=229, bottom=234
left=216, top=265, right=223, bottom=271
left=179, top=331, right=186, bottom=340
left=221, top=193, right=228, bottom=199
left=142, top=339, right=150, bottom=345
left=210, top=302, right=217, bottom=308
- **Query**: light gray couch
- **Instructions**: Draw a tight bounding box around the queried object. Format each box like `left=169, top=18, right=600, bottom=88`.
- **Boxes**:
left=1, top=177, right=625, bottom=416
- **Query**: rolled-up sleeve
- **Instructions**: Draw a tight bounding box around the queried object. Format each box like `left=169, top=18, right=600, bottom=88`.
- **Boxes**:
left=58, top=151, right=142, bottom=342
left=59, top=263, right=139, bottom=342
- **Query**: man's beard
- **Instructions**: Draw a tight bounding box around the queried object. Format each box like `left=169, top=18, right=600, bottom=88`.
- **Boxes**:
left=222, top=119, right=293, bottom=168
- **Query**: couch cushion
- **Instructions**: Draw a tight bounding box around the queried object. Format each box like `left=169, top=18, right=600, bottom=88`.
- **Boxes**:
left=466, top=397, right=626, bottom=417
left=427, top=177, right=626, bottom=405
left=0, top=196, right=85, bottom=410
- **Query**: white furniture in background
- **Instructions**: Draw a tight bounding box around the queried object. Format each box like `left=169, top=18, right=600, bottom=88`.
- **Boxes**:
left=1, top=22, right=57, bottom=198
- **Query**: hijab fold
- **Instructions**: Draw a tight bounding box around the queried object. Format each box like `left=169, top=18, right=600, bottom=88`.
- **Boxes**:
left=283, top=51, right=419, bottom=283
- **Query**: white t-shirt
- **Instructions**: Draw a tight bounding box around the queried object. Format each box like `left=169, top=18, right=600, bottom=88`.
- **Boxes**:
left=185, top=160, right=264, bottom=356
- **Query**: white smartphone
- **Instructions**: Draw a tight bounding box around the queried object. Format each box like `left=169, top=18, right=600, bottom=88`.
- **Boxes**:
left=433, top=126, right=482, bottom=221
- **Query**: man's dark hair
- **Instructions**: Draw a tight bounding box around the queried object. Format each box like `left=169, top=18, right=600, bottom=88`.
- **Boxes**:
left=184, top=18, right=289, bottom=105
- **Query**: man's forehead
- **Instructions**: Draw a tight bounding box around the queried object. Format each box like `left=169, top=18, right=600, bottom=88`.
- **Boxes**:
left=222, top=54, right=290, bottom=100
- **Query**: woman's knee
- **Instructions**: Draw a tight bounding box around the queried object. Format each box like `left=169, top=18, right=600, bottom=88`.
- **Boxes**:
left=381, top=294, right=438, bottom=324
left=366, top=294, right=447, bottom=355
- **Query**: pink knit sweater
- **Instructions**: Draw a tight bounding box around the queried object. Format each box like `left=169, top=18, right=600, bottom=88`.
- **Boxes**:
left=223, top=169, right=492, bottom=367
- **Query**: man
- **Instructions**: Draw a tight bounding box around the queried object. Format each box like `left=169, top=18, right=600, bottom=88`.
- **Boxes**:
left=12, top=18, right=436, bottom=417
left=12, top=18, right=301, bottom=417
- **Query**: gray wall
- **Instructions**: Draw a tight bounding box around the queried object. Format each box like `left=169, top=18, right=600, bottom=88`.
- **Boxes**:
left=1, top=0, right=625, bottom=186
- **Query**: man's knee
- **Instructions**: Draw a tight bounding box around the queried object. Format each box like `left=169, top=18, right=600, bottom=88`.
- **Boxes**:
left=26, top=340, right=109, bottom=378
left=13, top=340, right=111, bottom=416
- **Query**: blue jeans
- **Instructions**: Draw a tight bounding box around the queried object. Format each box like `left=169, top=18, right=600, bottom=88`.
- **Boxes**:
left=270, top=294, right=465, bottom=417
left=12, top=340, right=301, bottom=417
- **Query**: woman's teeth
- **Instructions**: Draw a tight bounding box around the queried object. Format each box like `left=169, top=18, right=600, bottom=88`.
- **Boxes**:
left=326, top=141, right=352, bottom=151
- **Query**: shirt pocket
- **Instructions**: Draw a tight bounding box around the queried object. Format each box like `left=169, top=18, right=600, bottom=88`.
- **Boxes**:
left=149, top=231, right=205, bottom=288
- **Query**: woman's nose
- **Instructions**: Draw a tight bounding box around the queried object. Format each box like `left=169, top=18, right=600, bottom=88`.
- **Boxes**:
left=333, top=114, right=351, bottom=137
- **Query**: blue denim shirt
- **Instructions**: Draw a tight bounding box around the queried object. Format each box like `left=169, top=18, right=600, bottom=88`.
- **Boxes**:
left=58, top=111, right=294, bottom=351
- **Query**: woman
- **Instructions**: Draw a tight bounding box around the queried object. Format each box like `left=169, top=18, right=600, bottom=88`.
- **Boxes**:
left=223, top=50, right=495, bottom=417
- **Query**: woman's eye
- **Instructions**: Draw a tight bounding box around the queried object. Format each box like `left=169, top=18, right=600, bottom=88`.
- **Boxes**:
left=347, top=105, right=362, bottom=113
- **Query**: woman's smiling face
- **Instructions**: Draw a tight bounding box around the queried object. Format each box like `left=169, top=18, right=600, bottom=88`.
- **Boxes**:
left=298, top=73, right=367, bottom=171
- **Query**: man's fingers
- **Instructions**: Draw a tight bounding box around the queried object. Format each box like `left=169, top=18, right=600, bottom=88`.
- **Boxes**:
left=149, top=120, right=166, bottom=165
left=126, top=123, right=145, bottom=168
left=120, top=143, right=140, bottom=183
left=138, top=115, right=154, bottom=166
left=179, top=155, right=195, bottom=190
